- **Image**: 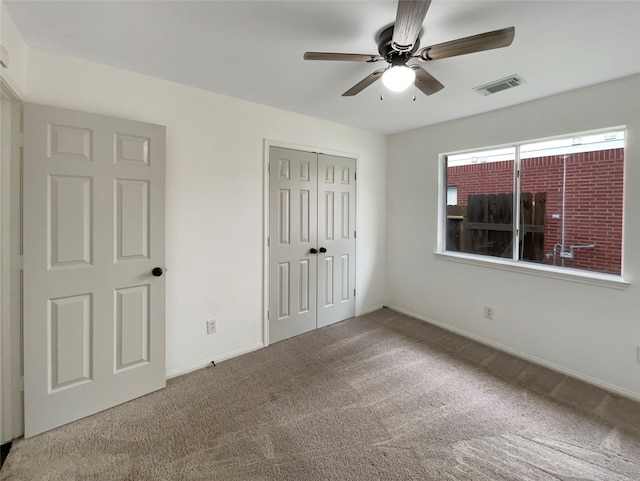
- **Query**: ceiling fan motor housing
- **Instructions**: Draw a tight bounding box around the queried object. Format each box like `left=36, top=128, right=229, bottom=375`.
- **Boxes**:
left=377, top=25, right=420, bottom=60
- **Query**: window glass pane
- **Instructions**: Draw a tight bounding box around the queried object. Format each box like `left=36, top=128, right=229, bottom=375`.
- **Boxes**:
left=446, top=186, right=458, bottom=206
left=519, top=131, right=624, bottom=275
left=446, top=147, right=516, bottom=257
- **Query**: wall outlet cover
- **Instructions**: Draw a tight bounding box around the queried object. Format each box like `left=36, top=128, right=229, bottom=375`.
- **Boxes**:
left=207, top=319, right=217, bottom=335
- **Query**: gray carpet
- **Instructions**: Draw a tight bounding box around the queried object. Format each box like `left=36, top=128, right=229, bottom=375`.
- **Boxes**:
left=3, top=308, right=640, bottom=480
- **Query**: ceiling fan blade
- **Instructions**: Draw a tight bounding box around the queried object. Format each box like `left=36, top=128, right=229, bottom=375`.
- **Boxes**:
left=342, top=69, right=386, bottom=96
left=392, top=0, right=432, bottom=52
left=417, top=27, right=515, bottom=61
left=410, top=65, right=444, bottom=96
left=304, top=52, right=383, bottom=62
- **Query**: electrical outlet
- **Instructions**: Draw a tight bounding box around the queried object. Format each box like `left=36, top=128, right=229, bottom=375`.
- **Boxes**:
left=484, top=306, right=494, bottom=320
left=207, top=319, right=217, bottom=335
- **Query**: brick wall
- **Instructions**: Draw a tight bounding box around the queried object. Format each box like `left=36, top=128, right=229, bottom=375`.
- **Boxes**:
left=447, top=148, right=624, bottom=275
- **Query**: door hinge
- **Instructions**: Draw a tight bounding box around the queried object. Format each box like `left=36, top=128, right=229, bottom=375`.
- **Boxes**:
left=354, top=172, right=357, bottom=181
left=267, top=310, right=270, bottom=320
left=268, top=163, right=271, bottom=173
left=354, top=230, right=356, bottom=239
left=353, top=289, right=356, bottom=297
left=267, top=237, right=270, bottom=247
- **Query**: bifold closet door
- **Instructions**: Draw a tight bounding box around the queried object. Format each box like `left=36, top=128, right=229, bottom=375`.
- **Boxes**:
left=268, top=147, right=356, bottom=343
left=269, top=147, right=318, bottom=343
left=316, top=154, right=356, bottom=328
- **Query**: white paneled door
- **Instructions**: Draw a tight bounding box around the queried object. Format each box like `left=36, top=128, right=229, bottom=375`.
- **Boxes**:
left=23, top=103, right=166, bottom=437
left=269, top=147, right=356, bottom=343
left=317, top=154, right=357, bottom=328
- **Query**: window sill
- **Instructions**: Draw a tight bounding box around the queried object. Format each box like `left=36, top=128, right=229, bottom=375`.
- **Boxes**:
left=433, top=251, right=630, bottom=290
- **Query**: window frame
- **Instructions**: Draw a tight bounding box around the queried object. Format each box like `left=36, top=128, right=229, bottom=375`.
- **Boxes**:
left=436, top=126, right=629, bottom=290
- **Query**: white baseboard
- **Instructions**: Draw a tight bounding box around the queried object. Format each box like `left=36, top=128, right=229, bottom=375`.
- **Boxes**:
left=387, top=304, right=640, bottom=403
left=165, top=341, right=265, bottom=380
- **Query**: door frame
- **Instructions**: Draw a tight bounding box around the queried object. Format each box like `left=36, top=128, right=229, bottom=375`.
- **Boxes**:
left=262, top=139, right=359, bottom=347
left=0, top=77, right=23, bottom=442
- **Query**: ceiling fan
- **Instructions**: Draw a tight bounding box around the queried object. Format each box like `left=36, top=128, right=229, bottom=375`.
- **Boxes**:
left=303, top=0, right=515, bottom=98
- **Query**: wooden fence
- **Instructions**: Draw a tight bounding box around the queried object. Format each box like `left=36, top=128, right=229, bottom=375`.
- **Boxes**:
left=446, top=192, right=546, bottom=261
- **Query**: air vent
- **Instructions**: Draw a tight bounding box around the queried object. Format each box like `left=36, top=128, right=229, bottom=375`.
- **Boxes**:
left=474, top=74, right=525, bottom=96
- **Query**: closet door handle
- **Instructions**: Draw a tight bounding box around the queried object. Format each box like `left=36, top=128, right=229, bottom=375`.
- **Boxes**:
left=309, top=248, right=318, bottom=254
left=319, top=247, right=327, bottom=253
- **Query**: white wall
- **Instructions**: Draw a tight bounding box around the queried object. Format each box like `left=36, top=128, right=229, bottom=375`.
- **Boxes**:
left=387, top=75, right=640, bottom=400
left=23, top=47, right=387, bottom=376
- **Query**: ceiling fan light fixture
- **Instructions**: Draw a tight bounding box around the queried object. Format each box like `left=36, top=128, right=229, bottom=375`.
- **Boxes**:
left=381, top=65, right=416, bottom=92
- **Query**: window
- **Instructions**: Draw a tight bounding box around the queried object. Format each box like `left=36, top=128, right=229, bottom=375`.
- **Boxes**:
left=442, top=129, right=625, bottom=276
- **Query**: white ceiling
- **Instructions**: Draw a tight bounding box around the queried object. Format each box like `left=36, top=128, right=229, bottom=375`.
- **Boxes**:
left=5, top=0, right=640, bottom=135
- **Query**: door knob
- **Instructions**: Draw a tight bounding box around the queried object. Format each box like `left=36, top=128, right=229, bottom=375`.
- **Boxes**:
left=151, top=267, right=163, bottom=277
left=309, top=248, right=318, bottom=254
left=319, top=247, right=327, bottom=253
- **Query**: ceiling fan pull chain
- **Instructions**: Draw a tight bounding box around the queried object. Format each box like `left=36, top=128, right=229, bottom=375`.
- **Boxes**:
left=412, top=82, right=417, bottom=101
left=380, top=80, right=385, bottom=101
